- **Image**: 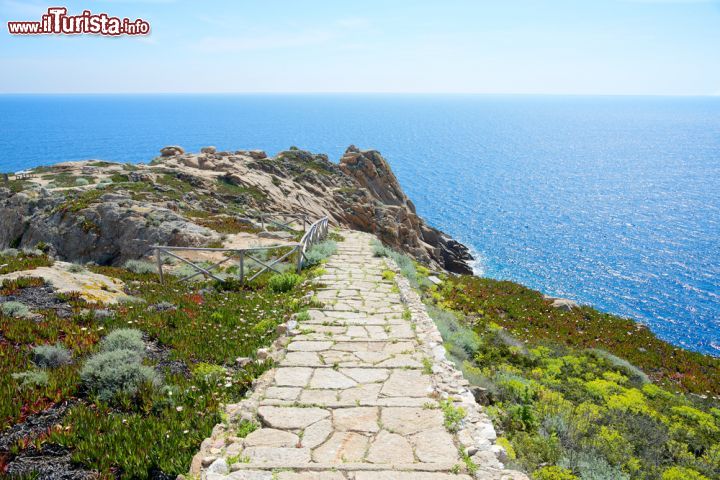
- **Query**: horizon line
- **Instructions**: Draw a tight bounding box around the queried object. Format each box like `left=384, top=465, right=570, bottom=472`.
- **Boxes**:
left=0, top=91, right=719, bottom=98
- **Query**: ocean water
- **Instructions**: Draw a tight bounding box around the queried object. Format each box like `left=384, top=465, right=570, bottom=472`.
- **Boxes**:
left=1, top=94, right=719, bottom=355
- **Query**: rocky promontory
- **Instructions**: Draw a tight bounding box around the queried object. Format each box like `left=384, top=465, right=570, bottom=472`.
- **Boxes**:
left=0, top=145, right=473, bottom=273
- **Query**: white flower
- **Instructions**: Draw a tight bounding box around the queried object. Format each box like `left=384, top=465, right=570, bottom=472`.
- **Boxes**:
left=176, top=406, right=183, bottom=412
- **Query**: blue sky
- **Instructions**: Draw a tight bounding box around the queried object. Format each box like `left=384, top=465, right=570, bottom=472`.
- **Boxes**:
left=1, top=0, right=719, bottom=94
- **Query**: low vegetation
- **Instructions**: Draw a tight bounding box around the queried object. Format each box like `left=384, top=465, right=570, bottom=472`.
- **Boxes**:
left=433, top=276, right=720, bottom=396
left=0, top=248, right=54, bottom=275
left=0, top=257, right=318, bottom=478
left=304, top=240, right=337, bottom=267
left=374, top=240, right=720, bottom=480
left=424, top=277, right=720, bottom=480
left=193, top=215, right=262, bottom=234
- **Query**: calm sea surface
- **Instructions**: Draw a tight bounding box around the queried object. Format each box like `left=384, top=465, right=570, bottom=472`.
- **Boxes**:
left=1, top=94, right=719, bottom=355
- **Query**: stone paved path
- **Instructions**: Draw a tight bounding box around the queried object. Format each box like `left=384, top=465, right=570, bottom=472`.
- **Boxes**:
left=195, top=231, right=527, bottom=480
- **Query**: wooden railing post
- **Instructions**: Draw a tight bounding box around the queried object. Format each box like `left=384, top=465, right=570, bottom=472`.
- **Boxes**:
left=239, top=250, right=245, bottom=284
left=296, top=244, right=303, bottom=273
left=155, top=248, right=165, bottom=284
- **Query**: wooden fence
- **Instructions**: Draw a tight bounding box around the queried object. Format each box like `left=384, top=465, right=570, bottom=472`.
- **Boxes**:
left=153, top=216, right=329, bottom=284
left=258, top=213, right=309, bottom=232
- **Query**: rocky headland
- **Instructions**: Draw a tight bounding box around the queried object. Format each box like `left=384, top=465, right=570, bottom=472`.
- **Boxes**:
left=0, top=145, right=473, bottom=274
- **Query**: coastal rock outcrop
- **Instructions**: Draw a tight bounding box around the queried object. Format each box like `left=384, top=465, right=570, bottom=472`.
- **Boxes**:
left=336, top=146, right=473, bottom=273
left=160, top=145, right=185, bottom=157
left=0, top=145, right=473, bottom=273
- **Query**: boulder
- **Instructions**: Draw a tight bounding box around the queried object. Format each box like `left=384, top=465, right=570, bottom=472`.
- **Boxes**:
left=200, top=146, right=217, bottom=154
left=160, top=146, right=185, bottom=157
left=470, top=386, right=492, bottom=406
left=551, top=298, right=579, bottom=311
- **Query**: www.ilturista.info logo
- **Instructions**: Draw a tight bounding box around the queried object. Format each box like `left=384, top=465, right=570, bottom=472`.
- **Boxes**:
left=7, top=7, right=150, bottom=36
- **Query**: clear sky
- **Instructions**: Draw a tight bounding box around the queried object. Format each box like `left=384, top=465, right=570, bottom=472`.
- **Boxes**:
left=1, top=0, right=719, bottom=95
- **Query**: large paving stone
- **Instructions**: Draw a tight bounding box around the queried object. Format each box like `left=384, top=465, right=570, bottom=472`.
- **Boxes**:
left=339, top=368, right=389, bottom=384
left=338, top=383, right=381, bottom=404
left=412, top=427, right=458, bottom=463
left=264, top=387, right=301, bottom=401
left=312, top=431, right=369, bottom=463
left=242, top=446, right=311, bottom=464
left=380, top=407, right=444, bottom=435
left=281, top=352, right=322, bottom=366
left=366, top=430, right=415, bottom=464
left=300, top=419, right=333, bottom=449
left=299, top=389, right=338, bottom=404
left=288, top=341, right=333, bottom=352
left=332, top=407, right=379, bottom=432
left=309, top=369, right=357, bottom=389
left=380, top=370, right=432, bottom=398
left=258, top=406, right=329, bottom=430
left=243, top=428, right=299, bottom=448
left=274, top=367, right=313, bottom=387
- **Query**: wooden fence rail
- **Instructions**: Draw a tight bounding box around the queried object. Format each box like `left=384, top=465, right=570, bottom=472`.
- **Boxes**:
left=258, top=213, right=309, bottom=232
left=153, top=216, right=329, bottom=285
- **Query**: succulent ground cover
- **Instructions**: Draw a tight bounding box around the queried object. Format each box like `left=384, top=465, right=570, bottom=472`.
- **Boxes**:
left=433, top=276, right=720, bottom=396
left=0, top=249, right=54, bottom=275
left=418, top=275, right=720, bottom=479
left=0, top=257, right=320, bottom=478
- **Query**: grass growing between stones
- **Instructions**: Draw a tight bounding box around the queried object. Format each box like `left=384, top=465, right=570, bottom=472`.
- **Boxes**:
left=425, top=286, right=720, bottom=480
left=0, top=263, right=315, bottom=478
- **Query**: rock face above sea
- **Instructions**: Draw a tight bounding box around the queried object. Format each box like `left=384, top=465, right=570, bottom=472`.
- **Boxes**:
left=0, top=146, right=473, bottom=273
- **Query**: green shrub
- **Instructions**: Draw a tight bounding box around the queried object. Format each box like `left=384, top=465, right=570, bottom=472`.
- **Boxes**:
left=590, top=349, right=650, bottom=385
left=123, top=259, right=157, bottom=274
left=192, top=363, right=226, bottom=387
left=67, top=263, right=86, bottom=273
left=439, top=399, right=466, bottom=433
left=382, top=269, right=396, bottom=281
left=513, top=431, right=563, bottom=472
left=80, top=349, right=159, bottom=401
left=560, top=452, right=629, bottom=480
left=236, top=420, right=260, bottom=438
left=12, top=370, right=49, bottom=388
left=532, top=466, right=579, bottom=480
left=1, top=301, right=32, bottom=318
left=75, top=177, right=90, bottom=186
left=100, top=328, right=145, bottom=355
left=372, top=240, right=392, bottom=258
left=426, top=305, right=479, bottom=362
left=31, top=344, right=72, bottom=368
left=661, top=466, right=709, bottom=480
left=268, top=273, right=302, bottom=293
left=303, top=240, right=337, bottom=267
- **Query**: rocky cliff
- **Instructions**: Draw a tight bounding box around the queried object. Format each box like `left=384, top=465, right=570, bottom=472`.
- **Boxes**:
left=0, top=146, right=473, bottom=273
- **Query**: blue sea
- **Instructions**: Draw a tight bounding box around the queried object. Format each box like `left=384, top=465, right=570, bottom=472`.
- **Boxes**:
left=1, top=94, right=719, bottom=355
